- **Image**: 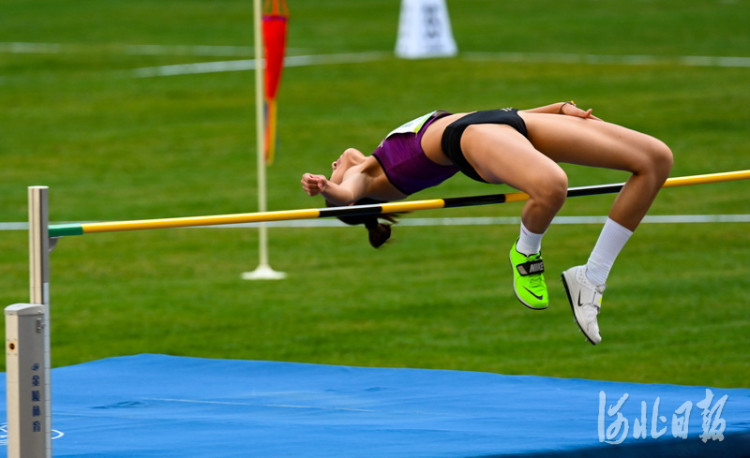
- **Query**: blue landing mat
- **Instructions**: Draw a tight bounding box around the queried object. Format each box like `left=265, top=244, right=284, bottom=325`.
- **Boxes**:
left=1, top=354, right=749, bottom=457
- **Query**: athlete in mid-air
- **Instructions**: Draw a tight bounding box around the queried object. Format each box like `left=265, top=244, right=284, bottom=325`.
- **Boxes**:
left=302, top=102, right=673, bottom=345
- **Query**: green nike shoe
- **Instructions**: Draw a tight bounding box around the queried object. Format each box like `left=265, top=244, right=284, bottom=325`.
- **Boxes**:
left=509, top=240, right=549, bottom=310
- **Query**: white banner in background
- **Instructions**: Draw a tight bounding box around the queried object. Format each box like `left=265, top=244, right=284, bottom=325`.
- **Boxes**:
left=396, top=0, right=457, bottom=59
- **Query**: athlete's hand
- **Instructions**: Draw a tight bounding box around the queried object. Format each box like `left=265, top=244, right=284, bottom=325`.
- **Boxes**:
left=578, top=107, right=602, bottom=121
left=301, top=173, right=329, bottom=196
left=562, top=103, right=602, bottom=121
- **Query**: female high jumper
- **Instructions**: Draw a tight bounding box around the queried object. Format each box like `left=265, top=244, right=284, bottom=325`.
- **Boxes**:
left=301, top=102, right=673, bottom=345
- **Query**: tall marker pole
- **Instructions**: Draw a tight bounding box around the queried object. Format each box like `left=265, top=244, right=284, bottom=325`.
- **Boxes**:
left=243, top=0, right=286, bottom=280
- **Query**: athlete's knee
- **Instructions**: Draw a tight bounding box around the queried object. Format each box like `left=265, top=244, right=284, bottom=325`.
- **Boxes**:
left=528, top=167, right=568, bottom=209
left=650, top=141, right=673, bottom=180
left=636, top=139, right=673, bottom=182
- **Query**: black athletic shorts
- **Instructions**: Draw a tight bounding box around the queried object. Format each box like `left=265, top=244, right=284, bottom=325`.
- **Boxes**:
left=440, top=108, right=529, bottom=183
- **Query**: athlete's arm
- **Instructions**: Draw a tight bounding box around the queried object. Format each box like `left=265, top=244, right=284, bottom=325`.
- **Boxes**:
left=523, top=102, right=601, bottom=120
left=301, top=171, right=368, bottom=205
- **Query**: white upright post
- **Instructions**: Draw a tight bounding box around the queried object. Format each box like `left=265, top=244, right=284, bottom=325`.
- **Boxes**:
left=395, top=0, right=458, bottom=59
left=5, top=186, right=53, bottom=458
left=243, top=0, right=286, bottom=280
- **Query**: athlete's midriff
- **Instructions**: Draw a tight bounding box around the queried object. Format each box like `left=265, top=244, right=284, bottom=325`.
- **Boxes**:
left=372, top=111, right=459, bottom=195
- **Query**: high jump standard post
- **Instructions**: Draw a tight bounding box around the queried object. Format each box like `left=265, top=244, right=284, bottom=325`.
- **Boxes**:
left=5, top=186, right=52, bottom=458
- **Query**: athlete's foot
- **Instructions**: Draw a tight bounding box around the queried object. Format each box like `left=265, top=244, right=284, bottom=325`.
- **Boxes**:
left=561, top=265, right=604, bottom=345
left=509, top=240, right=549, bottom=310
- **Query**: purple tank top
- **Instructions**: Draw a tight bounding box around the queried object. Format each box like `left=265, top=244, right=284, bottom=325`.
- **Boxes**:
left=372, top=111, right=459, bottom=195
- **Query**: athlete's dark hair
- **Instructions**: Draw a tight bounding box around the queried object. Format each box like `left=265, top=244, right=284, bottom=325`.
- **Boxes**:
left=327, top=198, right=399, bottom=249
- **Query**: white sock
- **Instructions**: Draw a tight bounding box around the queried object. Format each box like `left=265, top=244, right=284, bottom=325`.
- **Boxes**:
left=585, top=218, right=633, bottom=286
left=516, top=222, right=545, bottom=255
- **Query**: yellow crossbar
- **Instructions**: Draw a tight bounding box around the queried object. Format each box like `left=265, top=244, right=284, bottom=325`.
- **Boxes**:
left=47, top=170, right=749, bottom=238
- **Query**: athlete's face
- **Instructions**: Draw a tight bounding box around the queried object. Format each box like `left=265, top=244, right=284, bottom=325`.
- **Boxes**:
left=330, top=148, right=365, bottom=184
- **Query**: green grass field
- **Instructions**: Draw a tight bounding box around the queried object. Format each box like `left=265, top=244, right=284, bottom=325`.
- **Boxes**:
left=1, top=0, right=748, bottom=388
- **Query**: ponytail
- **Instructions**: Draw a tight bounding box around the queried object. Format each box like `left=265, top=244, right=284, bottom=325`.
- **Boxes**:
left=328, top=198, right=399, bottom=249
left=362, top=214, right=396, bottom=248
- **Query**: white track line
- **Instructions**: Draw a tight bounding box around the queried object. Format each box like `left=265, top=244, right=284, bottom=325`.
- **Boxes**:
left=0, top=42, right=254, bottom=57
left=131, top=51, right=750, bottom=78
left=463, top=51, right=750, bottom=68
left=130, top=52, right=389, bottom=77
left=1, top=215, right=748, bottom=232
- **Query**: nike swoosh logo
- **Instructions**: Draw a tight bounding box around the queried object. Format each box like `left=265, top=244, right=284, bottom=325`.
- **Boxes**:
left=576, top=291, right=584, bottom=307
left=524, top=287, right=544, bottom=301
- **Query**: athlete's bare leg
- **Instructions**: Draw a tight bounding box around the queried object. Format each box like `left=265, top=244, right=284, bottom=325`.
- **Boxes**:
left=519, top=113, right=673, bottom=230
left=459, top=124, right=569, bottom=234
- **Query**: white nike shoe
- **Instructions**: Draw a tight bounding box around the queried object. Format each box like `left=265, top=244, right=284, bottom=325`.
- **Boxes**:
left=561, top=265, right=605, bottom=345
